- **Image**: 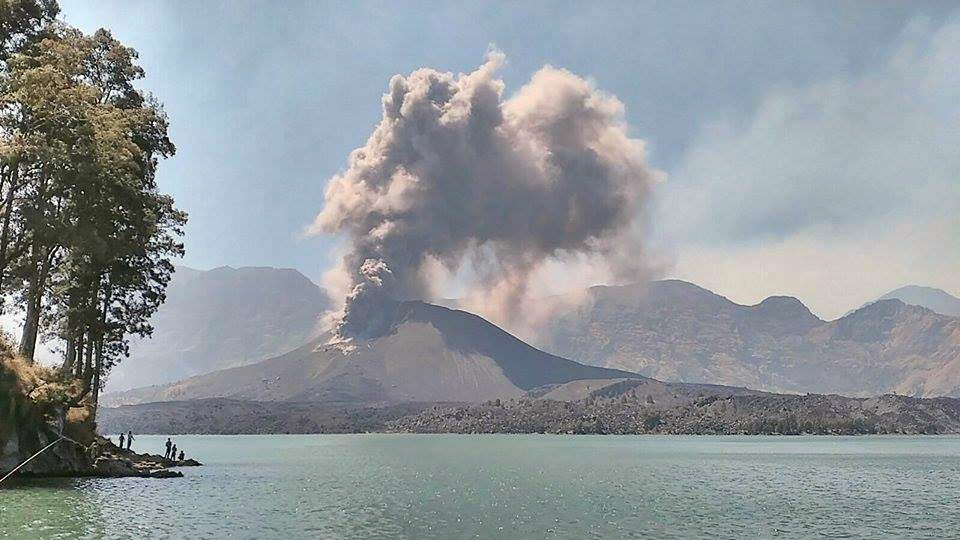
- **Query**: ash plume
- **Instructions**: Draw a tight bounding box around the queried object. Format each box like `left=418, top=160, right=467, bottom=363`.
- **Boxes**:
left=311, top=52, right=660, bottom=341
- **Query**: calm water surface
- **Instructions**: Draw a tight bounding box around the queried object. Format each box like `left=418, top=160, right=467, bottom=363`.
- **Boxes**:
left=1, top=435, right=959, bottom=539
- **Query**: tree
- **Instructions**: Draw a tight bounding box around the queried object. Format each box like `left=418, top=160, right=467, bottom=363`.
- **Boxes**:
left=0, top=0, right=58, bottom=59
left=0, top=8, right=185, bottom=412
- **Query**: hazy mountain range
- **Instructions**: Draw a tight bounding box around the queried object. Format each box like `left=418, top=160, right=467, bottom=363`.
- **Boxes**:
left=108, top=266, right=330, bottom=391
left=106, top=267, right=960, bottom=402
left=539, top=280, right=960, bottom=397
left=874, top=285, right=960, bottom=317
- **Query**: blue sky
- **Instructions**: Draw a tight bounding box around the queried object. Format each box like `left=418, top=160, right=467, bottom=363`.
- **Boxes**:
left=58, top=1, right=960, bottom=318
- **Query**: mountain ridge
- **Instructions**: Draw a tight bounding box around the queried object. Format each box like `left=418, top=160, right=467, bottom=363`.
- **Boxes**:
left=875, top=285, right=960, bottom=317
left=107, top=265, right=331, bottom=391
left=108, top=276, right=960, bottom=403
left=537, top=280, right=960, bottom=398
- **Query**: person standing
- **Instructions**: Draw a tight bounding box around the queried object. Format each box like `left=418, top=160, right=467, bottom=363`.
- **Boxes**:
left=118, top=433, right=125, bottom=449
left=164, top=437, right=172, bottom=459
left=171, top=444, right=178, bottom=462
left=126, top=431, right=134, bottom=451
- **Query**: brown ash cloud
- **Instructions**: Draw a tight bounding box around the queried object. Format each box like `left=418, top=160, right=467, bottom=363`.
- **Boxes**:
left=310, top=52, right=661, bottom=342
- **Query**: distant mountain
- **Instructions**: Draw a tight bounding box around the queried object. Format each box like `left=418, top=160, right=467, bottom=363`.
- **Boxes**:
left=537, top=280, right=960, bottom=398
left=107, top=266, right=330, bottom=392
left=103, top=301, right=639, bottom=406
left=873, top=285, right=960, bottom=317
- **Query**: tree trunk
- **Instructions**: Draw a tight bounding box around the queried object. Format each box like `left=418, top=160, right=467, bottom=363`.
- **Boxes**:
left=18, top=245, right=55, bottom=363
left=90, top=338, right=102, bottom=422
left=0, top=165, right=18, bottom=302
left=74, top=332, right=85, bottom=379
left=61, top=336, right=76, bottom=376
left=82, top=338, right=94, bottom=390
left=90, top=280, right=111, bottom=420
left=18, top=272, right=41, bottom=361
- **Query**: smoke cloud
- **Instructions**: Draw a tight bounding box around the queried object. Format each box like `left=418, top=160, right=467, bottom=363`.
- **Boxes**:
left=311, top=52, right=660, bottom=341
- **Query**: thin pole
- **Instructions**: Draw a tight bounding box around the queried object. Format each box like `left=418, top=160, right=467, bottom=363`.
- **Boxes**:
left=0, top=436, right=67, bottom=485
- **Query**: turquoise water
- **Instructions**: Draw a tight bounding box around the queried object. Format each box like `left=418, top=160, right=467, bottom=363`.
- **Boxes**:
left=2, top=435, right=959, bottom=539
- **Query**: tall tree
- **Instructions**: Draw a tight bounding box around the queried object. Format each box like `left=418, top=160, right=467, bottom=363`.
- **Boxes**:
left=0, top=8, right=185, bottom=413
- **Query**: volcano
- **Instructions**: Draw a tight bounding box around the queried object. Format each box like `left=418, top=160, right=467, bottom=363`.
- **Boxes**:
left=105, top=302, right=641, bottom=406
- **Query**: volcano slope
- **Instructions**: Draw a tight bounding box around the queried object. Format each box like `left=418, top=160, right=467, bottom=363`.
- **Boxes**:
left=104, top=302, right=641, bottom=406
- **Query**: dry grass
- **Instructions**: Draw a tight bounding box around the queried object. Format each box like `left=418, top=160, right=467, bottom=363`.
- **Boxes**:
left=0, top=336, right=77, bottom=430
left=66, top=406, right=90, bottom=424
left=0, top=336, right=62, bottom=399
left=1, top=338, right=34, bottom=433
left=1, top=348, right=45, bottom=394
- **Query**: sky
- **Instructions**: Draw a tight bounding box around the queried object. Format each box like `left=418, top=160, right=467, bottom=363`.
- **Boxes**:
left=58, top=0, right=960, bottom=320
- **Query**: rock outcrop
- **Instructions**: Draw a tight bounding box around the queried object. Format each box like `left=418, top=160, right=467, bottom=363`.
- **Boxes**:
left=1, top=343, right=197, bottom=481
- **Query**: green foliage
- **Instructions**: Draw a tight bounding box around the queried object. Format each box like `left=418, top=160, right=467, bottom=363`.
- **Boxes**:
left=0, top=6, right=184, bottom=408
left=0, top=0, right=58, bottom=59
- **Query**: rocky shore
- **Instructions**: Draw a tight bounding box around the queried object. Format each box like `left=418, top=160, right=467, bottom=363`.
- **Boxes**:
left=3, top=433, right=202, bottom=481
left=95, top=386, right=960, bottom=436
left=98, top=399, right=439, bottom=435
left=1, top=340, right=200, bottom=482
left=82, top=437, right=202, bottom=479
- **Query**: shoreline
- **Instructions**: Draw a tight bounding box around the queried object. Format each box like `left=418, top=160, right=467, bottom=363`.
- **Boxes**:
left=88, top=431, right=960, bottom=437
left=98, top=392, right=960, bottom=437
left=2, top=436, right=202, bottom=482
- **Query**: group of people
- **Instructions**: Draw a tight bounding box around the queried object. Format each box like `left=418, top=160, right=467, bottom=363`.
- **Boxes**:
left=117, top=431, right=134, bottom=451
left=111, top=432, right=186, bottom=462
left=164, top=438, right=185, bottom=462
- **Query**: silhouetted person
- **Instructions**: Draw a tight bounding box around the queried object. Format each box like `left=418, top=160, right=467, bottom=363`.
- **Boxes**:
left=171, top=444, right=178, bottom=462
left=178, top=450, right=184, bottom=461
left=126, top=431, right=134, bottom=451
left=118, top=433, right=125, bottom=449
left=164, top=437, right=172, bottom=459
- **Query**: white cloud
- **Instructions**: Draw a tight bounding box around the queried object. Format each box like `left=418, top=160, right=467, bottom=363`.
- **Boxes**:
left=671, top=214, right=960, bottom=320
left=658, top=16, right=960, bottom=317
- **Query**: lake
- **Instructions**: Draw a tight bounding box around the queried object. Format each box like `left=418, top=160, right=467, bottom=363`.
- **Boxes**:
left=2, top=435, right=959, bottom=538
